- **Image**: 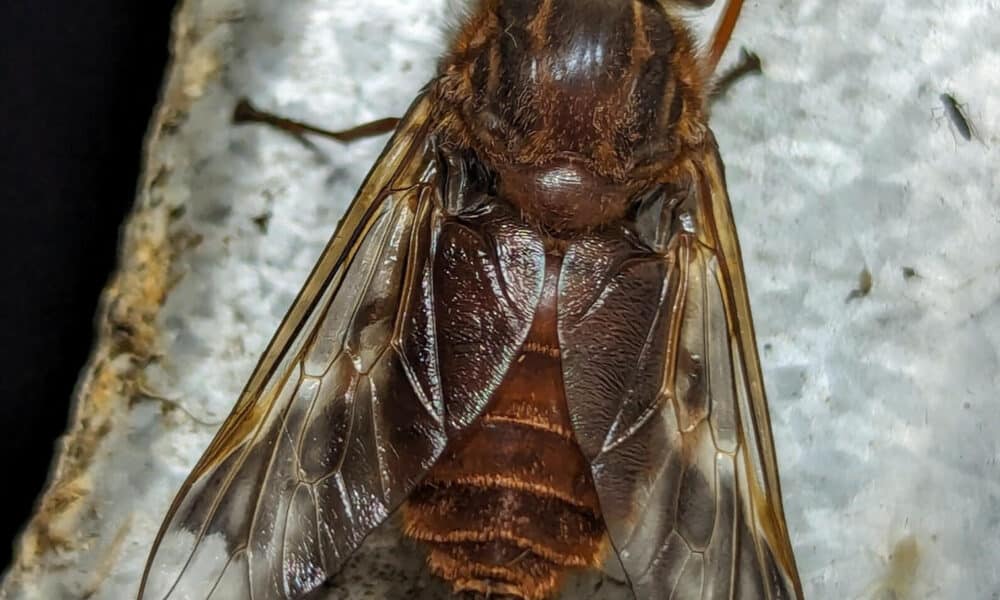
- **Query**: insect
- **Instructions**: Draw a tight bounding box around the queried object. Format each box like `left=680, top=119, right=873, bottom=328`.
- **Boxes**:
left=139, top=0, right=803, bottom=598
left=846, top=266, right=873, bottom=302
left=939, top=93, right=975, bottom=142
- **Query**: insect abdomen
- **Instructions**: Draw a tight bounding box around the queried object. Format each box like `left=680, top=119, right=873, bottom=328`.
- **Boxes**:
left=403, top=257, right=605, bottom=600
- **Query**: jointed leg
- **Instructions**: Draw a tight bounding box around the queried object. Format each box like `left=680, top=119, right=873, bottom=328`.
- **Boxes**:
left=233, top=98, right=399, bottom=143
left=709, top=47, right=761, bottom=101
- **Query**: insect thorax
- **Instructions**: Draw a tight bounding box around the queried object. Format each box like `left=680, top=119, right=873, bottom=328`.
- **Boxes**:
left=432, top=0, right=709, bottom=232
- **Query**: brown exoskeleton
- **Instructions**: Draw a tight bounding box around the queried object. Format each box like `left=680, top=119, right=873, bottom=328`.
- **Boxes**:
left=139, top=1, right=803, bottom=598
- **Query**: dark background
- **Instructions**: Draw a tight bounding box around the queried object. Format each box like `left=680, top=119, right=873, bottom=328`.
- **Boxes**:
left=0, top=0, right=178, bottom=570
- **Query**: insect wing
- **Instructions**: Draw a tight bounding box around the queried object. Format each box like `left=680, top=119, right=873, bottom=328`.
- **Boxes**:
left=139, top=95, right=448, bottom=600
left=558, top=137, right=802, bottom=599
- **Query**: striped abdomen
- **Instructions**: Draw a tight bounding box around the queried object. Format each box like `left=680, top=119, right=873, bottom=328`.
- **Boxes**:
left=402, top=255, right=605, bottom=600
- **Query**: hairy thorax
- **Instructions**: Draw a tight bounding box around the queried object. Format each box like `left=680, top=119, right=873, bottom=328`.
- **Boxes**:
left=431, top=0, right=710, bottom=233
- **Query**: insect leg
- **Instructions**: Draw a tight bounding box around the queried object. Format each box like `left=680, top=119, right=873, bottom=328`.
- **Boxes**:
left=233, top=97, right=400, bottom=142
left=706, top=0, right=745, bottom=74
left=709, top=47, right=761, bottom=101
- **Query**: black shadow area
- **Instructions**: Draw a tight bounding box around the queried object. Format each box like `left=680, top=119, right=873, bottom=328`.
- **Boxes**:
left=0, top=0, right=178, bottom=570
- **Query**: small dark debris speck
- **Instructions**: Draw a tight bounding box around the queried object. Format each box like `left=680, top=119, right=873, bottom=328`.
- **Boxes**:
left=252, top=211, right=272, bottom=233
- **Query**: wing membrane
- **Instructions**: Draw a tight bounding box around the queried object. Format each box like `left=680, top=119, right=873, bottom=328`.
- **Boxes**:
left=139, top=96, right=448, bottom=600
left=559, top=135, right=802, bottom=599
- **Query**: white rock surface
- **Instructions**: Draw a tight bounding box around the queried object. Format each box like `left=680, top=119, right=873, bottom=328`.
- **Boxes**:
left=1, top=0, right=998, bottom=599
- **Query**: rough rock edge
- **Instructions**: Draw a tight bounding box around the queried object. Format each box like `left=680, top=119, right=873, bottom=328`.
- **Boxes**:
left=4, top=0, right=228, bottom=583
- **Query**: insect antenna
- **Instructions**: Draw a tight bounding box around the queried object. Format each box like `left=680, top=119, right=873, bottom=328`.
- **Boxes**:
left=232, top=97, right=400, bottom=142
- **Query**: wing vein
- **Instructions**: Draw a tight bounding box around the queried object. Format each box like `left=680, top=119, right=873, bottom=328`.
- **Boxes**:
left=600, top=262, right=673, bottom=455
left=245, top=368, right=304, bottom=597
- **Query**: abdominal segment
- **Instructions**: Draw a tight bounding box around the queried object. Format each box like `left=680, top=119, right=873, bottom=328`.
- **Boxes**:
left=402, top=255, right=606, bottom=600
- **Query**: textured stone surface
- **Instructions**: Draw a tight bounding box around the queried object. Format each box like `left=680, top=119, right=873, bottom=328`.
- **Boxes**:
left=1, top=0, right=998, bottom=598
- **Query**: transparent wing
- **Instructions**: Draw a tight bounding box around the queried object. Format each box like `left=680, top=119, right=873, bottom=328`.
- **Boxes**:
left=139, top=95, right=450, bottom=600
left=558, top=135, right=803, bottom=599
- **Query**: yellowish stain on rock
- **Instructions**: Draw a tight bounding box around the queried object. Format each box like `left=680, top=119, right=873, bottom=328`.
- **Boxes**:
left=182, top=42, right=221, bottom=100
left=861, top=534, right=921, bottom=600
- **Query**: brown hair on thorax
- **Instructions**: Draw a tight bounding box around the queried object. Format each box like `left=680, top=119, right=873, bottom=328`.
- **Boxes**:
left=430, top=0, right=710, bottom=232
